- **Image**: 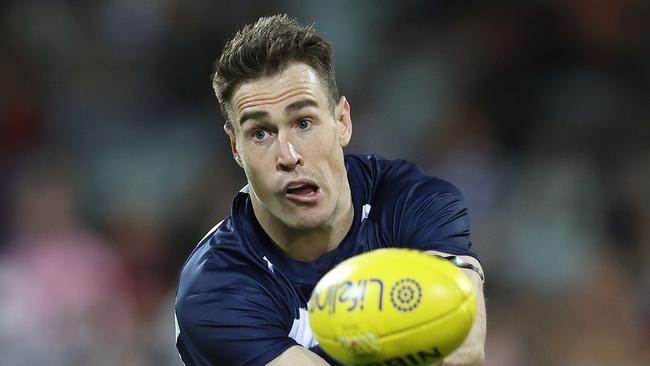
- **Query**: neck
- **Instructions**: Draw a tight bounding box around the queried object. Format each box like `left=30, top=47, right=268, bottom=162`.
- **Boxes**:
left=252, top=184, right=354, bottom=263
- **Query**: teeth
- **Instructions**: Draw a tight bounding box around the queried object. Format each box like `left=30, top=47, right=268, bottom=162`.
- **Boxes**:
left=288, top=183, right=307, bottom=189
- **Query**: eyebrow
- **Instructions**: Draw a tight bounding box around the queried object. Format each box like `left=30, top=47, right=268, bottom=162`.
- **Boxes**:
left=239, top=110, right=270, bottom=127
left=238, top=98, right=319, bottom=127
left=285, top=99, right=319, bottom=114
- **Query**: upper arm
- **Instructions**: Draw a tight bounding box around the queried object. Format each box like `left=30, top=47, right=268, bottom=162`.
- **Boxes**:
left=374, top=158, right=474, bottom=257
left=266, top=345, right=330, bottom=366
left=405, top=185, right=472, bottom=254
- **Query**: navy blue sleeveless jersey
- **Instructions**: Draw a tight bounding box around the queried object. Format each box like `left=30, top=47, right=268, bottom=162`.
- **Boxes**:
left=175, top=154, right=477, bottom=366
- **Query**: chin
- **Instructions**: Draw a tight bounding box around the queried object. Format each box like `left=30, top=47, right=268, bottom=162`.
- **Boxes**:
left=282, top=213, right=329, bottom=231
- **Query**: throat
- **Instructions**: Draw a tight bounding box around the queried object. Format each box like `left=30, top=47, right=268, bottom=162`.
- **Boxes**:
left=272, top=225, right=347, bottom=263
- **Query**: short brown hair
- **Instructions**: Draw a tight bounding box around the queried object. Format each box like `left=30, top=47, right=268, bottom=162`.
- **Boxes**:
left=212, top=14, right=339, bottom=128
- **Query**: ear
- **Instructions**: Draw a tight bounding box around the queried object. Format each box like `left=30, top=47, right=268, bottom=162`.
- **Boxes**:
left=335, top=96, right=352, bottom=148
left=224, top=123, right=243, bottom=168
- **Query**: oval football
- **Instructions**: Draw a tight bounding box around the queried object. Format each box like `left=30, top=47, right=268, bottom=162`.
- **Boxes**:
left=308, top=248, right=476, bottom=366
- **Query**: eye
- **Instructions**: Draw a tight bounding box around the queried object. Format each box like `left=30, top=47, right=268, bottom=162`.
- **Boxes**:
left=252, top=129, right=269, bottom=141
left=297, top=119, right=312, bottom=130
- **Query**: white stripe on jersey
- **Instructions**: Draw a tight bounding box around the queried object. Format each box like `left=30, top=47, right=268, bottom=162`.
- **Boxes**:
left=175, top=311, right=181, bottom=341
left=197, top=219, right=224, bottom=245
left=288, top=308, right=319, bottom=349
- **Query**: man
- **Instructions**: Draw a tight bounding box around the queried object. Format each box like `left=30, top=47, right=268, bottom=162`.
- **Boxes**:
left=175, top=14, right=486, bottom=366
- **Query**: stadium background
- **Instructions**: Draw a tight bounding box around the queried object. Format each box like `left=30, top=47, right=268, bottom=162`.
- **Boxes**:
left=1, top=1, right=649, bottom=365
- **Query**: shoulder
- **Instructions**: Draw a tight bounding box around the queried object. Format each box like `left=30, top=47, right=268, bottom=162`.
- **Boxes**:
left=346, top=154, right=463, bottom=206
left=177, top=217, right=264, bottom=299
left=350, top=155, right=475, bottom=255
left=347, top=154, right=459, bottom=189
left=176, top=213, right=297, bottom=316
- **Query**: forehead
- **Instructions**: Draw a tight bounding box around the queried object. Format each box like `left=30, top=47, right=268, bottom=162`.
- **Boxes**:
left=231, top=63, right=329, bottom=121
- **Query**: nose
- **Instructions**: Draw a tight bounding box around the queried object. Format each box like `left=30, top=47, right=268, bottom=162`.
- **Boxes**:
left=276, top=133, right=303, bottom=172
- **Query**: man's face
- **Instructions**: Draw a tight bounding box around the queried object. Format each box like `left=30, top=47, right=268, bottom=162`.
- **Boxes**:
left=227, top=62, right=352, bottom=230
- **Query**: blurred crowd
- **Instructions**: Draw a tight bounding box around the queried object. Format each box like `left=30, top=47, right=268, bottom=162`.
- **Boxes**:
left=1, top=1, right=649, bottom=365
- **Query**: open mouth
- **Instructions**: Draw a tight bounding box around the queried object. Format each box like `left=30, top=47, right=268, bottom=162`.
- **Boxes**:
left=285, top=182, right=320, bottom=202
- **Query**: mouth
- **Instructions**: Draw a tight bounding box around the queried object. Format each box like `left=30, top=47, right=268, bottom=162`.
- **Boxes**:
left=284, top=180, right=320, bottom=203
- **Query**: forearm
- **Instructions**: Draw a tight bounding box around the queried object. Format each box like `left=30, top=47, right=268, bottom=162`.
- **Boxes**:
left=441, top=260, right=486, bottom=366
left=267, top=345, right=331, bottom=366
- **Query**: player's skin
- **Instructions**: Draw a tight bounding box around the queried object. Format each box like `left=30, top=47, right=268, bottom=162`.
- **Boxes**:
left=427, top=251, right=486, bottom=366
left=225, top=62, right=486, bottom=366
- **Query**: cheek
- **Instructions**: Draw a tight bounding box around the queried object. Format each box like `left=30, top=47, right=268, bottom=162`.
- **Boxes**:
left=240, top=140, right=269, bottom=167
left=313, top=131, right=345, bottom=180
left=312, top=126, right=340, bottom=154
left=240, top=150, right=272, bottom=190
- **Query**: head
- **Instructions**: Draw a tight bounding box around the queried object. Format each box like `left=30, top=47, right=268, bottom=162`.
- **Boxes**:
left=213, top=14, right=339, bottom=127
left=212, top=15, right=353, bottom=231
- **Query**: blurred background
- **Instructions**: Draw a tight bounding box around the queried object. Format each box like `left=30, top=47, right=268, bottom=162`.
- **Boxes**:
left=1, top=0, right=649, bottom=365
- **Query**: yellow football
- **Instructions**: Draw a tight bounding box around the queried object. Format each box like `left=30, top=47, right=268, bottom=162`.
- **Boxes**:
left=308, top=248, right=476, bottom=366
